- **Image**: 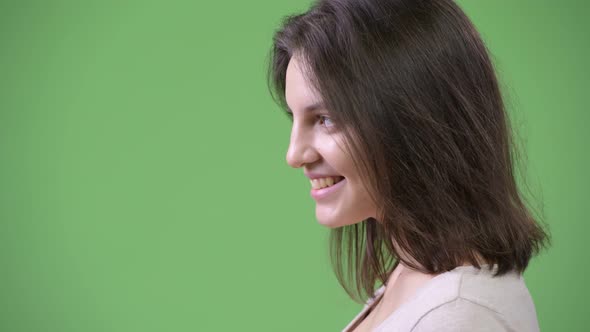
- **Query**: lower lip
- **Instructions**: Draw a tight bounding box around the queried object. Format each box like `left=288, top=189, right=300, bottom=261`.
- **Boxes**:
left=310, top=178, right=346, bottom=200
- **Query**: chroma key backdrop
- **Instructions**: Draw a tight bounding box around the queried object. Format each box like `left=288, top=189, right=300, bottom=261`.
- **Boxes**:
left=0, top=1, right=587, bottom=331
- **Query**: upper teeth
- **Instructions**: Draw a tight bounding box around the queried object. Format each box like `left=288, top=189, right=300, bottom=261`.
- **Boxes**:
left=310, top=176, right=343, bottom=189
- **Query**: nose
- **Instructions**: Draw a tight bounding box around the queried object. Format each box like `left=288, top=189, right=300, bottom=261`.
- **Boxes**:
left=286, top=124, right=320, bottom=169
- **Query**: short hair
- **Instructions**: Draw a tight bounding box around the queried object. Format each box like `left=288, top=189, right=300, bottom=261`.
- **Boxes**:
left=267, top=0, right=551, bottom=303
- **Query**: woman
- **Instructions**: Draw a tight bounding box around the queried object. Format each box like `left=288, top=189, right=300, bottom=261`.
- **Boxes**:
left=266, top=0, right=551, bottom=331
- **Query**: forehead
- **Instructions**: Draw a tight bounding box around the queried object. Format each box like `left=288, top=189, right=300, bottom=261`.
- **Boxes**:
left=285, top=56, right=323, bottom=112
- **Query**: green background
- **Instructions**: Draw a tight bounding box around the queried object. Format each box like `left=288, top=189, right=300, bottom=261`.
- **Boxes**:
left=0, top=0, right=587, bottom=331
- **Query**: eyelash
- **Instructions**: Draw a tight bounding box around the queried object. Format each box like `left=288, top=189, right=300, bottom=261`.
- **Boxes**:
left=286, top=113, right=335, bottom=129
left=318, top=115, right=335, bottom=128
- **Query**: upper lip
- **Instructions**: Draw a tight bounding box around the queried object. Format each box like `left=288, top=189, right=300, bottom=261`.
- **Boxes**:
left=304, top=171, right=343, bottom=180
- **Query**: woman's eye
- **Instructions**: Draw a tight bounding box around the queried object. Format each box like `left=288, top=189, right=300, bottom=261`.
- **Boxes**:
left=318, top=115, right=335, bottom=128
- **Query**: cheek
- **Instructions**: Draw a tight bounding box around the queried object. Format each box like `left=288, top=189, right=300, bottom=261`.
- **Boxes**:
left=321, top=135, right=356, bottom=175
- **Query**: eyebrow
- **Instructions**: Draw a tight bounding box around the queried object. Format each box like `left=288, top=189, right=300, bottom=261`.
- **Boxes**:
left=286, top=101, right=325, bottom=114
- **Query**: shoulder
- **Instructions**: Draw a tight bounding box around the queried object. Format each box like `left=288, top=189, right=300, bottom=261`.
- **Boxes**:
left=408, top=266, right=539, bottom=332
left=410, top=297, right=507, bottom=332
left=374, top=265, right=539, bottom=332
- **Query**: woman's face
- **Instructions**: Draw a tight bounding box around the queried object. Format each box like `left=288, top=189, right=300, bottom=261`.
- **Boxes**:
left=284, top=55, right=377, bottom=228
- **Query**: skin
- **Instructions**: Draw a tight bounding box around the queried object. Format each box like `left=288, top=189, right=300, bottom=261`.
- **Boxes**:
left=284, top=55, right=378, bottom=228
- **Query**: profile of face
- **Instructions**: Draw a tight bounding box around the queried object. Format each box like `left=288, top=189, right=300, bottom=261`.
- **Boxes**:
left=284, top=55, right=378, bottom=228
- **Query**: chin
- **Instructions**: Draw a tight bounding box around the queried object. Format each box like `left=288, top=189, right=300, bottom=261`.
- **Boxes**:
left=315, top=214, right=364, bottom=228
left=316, top=219, right=344, bottom=228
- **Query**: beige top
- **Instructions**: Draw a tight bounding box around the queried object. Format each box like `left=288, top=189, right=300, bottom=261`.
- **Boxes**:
left=341, top=264, right=540, bottom=332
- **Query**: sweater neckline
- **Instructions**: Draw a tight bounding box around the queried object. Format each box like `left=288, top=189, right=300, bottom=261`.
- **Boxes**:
left=370, top=264, right=499, bottom=331
left=345, top=264, right=499, bottom=332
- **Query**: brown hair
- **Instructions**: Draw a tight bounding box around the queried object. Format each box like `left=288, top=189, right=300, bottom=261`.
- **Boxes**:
left=266, top=0, right=551, bottom=303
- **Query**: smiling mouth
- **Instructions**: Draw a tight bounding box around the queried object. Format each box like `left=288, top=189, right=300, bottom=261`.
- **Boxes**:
left=310, top=177, right=346, bottom=200
left=310, top=176, right=345, bottom=190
